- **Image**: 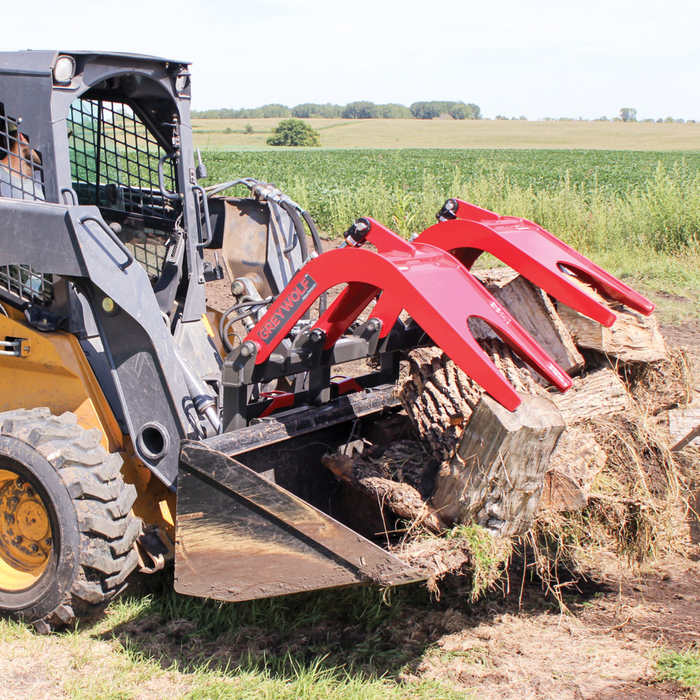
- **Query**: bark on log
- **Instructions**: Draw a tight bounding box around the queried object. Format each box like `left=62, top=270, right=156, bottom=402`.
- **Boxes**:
left=399, top=347, right=482, bottom=461
left=541, top=427, right=607, bottom=511
left=399, top=342, right=548, bottom=461
left=550, top=366, right=631, bottom=423
left=557, top=284, right=667, bottom=363
left=431, top=393, right=566, bottom=536
left=472, top=269, right=584, bottom=376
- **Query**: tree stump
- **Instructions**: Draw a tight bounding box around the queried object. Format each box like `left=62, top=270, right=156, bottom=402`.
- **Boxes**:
left=431, top=393, right=566, bottom=536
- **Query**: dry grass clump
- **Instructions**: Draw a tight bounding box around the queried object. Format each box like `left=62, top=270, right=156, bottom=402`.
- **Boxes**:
left=394, top=524, right=513, bottom=601
left=624, top=347, right=695, bottom=415
left=528, top=351, right=699, bottom=593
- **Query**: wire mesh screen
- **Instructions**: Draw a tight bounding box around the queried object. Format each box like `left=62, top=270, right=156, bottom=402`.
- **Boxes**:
left=68, top=99, right=177, bottom=219
left=0, top=101, right=52, bottom=305
left=122, top=224, right=172, bottom=281
left=0, top=266, right=53, bottom=306
left=68, top=98, right=181, bottom=283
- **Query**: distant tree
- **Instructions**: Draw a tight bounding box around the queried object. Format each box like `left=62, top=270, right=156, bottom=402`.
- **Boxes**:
left=519, top=116, right=528, bottom=121
left=410, top=101, right=480, bottom=120
left=292, top=103, right=342, bottom=118
left=495, top=115, right=508, bottom=120
left=259, top=104, right=292, bottom=118
left=450, top=103, right=480, bottom=119
left=266, top=119, right=321, bottom=147
left=664, top=116, right=674, bottom=123
left=620, top=108, right=637, bottom=122
left=341, top=101, right=380, bottom=119
left=380, top=103, right=414, bottom=119
left=244, top=123, right=254, bottom=134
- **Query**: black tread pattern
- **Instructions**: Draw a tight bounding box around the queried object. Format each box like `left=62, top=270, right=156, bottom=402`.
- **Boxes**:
left=0, top=408, right=142, bottom=630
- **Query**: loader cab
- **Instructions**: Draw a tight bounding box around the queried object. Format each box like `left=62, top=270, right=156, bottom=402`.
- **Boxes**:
left=0, top=51, right=206, bottom=323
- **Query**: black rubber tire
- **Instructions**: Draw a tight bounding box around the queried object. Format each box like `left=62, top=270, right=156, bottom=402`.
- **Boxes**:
left=0, top=408, right=141, bottom=632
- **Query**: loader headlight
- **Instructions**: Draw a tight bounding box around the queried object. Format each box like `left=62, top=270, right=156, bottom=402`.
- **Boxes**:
left=53, top=56, right=76, bottom=85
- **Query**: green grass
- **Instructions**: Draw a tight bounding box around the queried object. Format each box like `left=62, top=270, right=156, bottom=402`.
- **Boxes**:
left=0, top=581, right=468, bottom=700
left=656, top=648, right=700, bottom=695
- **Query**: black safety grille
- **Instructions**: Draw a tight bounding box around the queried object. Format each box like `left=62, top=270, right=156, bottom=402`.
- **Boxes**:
left=0, top=265, right=53, bottom=306
left=68, top=98, right=177, bottom=219
left=0, top=100, right=52, bottom=305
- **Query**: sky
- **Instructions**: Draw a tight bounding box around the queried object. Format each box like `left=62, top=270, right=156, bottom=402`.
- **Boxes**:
left=4, top=0, right=700, bottom=121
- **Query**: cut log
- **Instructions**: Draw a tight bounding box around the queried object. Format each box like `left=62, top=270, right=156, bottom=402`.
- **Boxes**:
left=557, top=284, right=667, bottom=363
left=550, top=366, right=630, bottom=423
left=399, top=342, right=549, bottom=461
left=399, top=347, right=482, bottom=461
left=321, top=442, right=447, bottom=534
left=472, top=269, right=584, bottom=376
left=431, top=393, right=566, bottom=537
left=541, top=427, right=607, bottom=511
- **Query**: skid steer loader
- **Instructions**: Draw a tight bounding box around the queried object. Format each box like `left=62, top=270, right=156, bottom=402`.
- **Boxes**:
left=0, top=50, right=653, bottom=631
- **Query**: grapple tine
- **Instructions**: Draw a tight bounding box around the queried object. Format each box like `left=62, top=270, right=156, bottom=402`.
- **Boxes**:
left=245, top=219, right=572, bottom=411
left=417, top=200, right=654, bottom=325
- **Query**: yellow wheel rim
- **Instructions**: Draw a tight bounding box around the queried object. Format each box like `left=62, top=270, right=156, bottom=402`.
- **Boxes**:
left=0, top=468, right=52, bottom=591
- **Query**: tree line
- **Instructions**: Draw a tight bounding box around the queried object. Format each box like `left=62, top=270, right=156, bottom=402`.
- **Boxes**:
left=192, top=101, right=481, bottom=120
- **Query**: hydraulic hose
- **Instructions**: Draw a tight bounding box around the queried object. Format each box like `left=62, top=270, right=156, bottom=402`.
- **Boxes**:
left=280, top=201, right=309, bottom=262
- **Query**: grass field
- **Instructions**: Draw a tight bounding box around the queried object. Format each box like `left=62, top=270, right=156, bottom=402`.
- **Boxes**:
left=192, top=118, right=700, bottom=151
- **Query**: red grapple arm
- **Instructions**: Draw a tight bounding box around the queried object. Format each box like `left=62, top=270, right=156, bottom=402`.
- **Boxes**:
left=244, top=219, right=572, bottom=412
left=417, top=199, right=654, bottom=326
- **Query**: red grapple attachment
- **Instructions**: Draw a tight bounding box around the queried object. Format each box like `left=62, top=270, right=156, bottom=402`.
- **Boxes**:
left=244, top=219, right=572, bottom=411
left=419, top=198, right=655, bottom=327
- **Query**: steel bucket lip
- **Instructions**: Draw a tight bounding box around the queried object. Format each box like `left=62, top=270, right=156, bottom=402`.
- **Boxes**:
left=174, top=439, right=422, bottom=603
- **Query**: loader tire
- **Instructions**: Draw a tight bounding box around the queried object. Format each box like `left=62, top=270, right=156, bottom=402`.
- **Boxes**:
left=0, top=408, right=141, bottom=632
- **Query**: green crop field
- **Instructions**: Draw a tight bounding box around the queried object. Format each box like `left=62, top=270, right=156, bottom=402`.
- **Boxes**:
left=200, top=147, right=700, bottom=322
left=192, top=118, right=700, bottom=151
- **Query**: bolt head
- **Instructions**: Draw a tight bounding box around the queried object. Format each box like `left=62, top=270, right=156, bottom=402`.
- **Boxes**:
left=29, top=544, right=38, bottom=553
left=240, top=342, right=254, bottom=357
